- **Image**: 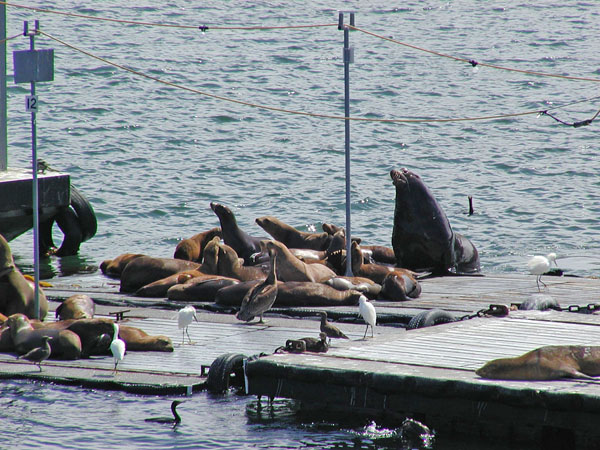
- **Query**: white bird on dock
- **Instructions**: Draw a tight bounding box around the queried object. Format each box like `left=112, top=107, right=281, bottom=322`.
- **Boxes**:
left=110, top=322, right=126, bottom=374
left=527, top=253, right=558, bottom=291
left=177, top=305, right=199, bottom=344
left=358, top=295, right=376, bottom=338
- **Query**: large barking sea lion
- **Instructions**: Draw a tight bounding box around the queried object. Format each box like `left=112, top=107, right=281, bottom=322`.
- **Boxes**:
left=390, top=168, right=480, bottom=275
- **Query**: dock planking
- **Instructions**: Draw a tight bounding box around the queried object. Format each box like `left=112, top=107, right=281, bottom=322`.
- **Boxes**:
left=2, top=272, right=600, bottom=445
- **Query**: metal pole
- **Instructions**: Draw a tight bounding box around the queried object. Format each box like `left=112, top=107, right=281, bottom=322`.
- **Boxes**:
left=0, top=3, right=7, bottom=170
left=343, top=15, right=354, bottom=277
left=27, top=20, right=40, bottom=319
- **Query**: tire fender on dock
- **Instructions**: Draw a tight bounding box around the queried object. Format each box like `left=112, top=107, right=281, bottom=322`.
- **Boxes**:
left=407, top=309, right=456, bottom=330
left=206, top=353, right=247, bottom=393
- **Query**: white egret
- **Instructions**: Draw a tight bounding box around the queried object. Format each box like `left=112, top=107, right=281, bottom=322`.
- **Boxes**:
left=110, top=322, right=126, bottom=374
left=17, top=336, right=52, bottom=372
left=358, top=295, right=376, bottom=338
left=318, top=311, right=349, bottom=344
left=527, top=253, right=558, bottom=291
left=145, top=400, right=185, bottom=425
left=177, top=305, right=199, bottom=344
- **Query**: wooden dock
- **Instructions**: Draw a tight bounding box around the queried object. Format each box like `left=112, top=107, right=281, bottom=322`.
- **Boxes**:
left=1, top=272, right=599, bottom=447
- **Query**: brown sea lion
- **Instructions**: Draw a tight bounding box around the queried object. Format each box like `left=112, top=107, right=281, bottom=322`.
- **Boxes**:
left=173, top=227, right=222, bottom=262
left=380, top=272, right=422, bottom=301
left=266, top=240, right=336, bottom=283
left=55, top=294, right=95, bottom=320
left=210, top=202, right=264, bottom=265
left=216, top=242, right=268, bottom=281
left=325, top=276, right=381, bottom=299
left=256, top=216, right=332, bottom=251
left=167, top=276, right=239, bottom=302
left=7, top=313, right=81, bottom=359
left=216, top=281, right=361, bottom=307
left=0, top=234, right=49, bottom=320
left=118, top=325, right=174, bottom=352
left=119, top=256, right=200, bottom=293
left=134, top=269, right=207, bottom=298
left=351, top=241, right=420, bottom=289
left=100, top=253, right=146, bottom=278
left=476, top=345, right=600, bottom=380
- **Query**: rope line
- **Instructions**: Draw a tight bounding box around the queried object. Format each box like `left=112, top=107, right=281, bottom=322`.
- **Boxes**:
left=1, top=2, right=336, bottom=31
left=0, top=32, right=24, bottom=44
left=39, top=31, right=554, bottom=125
left=541, top=106, right=600, bottom=128
left=349, top=25, right=600, bottom=83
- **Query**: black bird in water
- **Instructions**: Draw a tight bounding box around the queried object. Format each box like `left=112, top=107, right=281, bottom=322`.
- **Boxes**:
left=17, top=336, right=52, bottom=372
left=145, top=400, right=185, bottom=425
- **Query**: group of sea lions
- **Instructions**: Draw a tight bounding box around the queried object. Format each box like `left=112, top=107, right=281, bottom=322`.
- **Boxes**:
left=99, top=169, right=481, bottom=316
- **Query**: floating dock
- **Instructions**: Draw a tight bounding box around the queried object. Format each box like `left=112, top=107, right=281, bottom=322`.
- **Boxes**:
left=1, top=273, right=599, bottom=448
left=0, top=167, right=69, bottom=240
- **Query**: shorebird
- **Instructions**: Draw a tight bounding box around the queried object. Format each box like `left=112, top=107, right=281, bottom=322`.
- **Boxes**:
left=17, top=336, right=52, bottom=372
left=177, top=305, right=199, bottom=344
left=358, top=295, right=376, bottom=338
left=527, top=253, right=558, bottom=291
left=145, top=400, right=185, bottom=425
left=318, top=311, right=349, bottom=344
left=236, top=248, right=277, bottom=323
left=110, top=322, right=126, bottom=374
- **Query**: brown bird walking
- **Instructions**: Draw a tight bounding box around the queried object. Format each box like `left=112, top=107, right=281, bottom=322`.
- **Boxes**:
left=318, top=311, right=349, bottom=344
left=17, top=336, right=52, bottom=372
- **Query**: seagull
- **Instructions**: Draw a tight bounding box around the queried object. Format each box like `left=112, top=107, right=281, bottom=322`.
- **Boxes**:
left=527, top=253, right=558, bottom=291
left=236, top=247, right=278, bottom=323
left=177, top=305, right=199, bottom=345
left=145, top=400, right=185, bottom=426
left=318, top=311, right=349, bottom=344
left=358, top=295, right=376, bottom=338
left=17, top=336, right=52, bottom=372
left=110, top=322, right=126, bottom=374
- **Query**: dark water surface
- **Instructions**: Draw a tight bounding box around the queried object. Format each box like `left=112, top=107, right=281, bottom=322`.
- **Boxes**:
left=3, top=1, right=599, bottom=448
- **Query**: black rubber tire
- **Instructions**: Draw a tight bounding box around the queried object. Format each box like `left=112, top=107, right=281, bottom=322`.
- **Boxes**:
left=206, top=353, right=247, bottom=393
left=407, top=309, right=456, bottom=330
left=54, top=206, right=84, bottom=257
left=38, top=218, right=57, bottom=256
left=69, top=185, right=97, bottom=242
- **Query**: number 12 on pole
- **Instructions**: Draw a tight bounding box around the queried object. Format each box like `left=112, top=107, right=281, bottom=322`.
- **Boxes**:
left=25, top=95, right=38, bottom=113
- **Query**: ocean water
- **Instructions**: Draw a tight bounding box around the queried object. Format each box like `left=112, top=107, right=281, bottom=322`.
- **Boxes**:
left=2, top=1, right=599, bottom=448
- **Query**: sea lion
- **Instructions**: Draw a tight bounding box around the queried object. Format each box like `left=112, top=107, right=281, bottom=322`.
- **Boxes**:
left=167, top=276, right=239, bottom=302
left=134, top=269, right=209, bottom=298
left=216, top=242, right=268, bottom=281
left=119, top=256, right=200, bottom=293
left=390, top=168, right=480, bottom=275
left=55, top=294, right=95, bottom=320
left=265, top=240, right=336, bottom=283
left=173, top=227, right=222, bottom=262
left=0, top=234, right=49, bottom=320
left=255, top=216, right=332, bottom=251
left=380, top=272, right=422, bottom=301
left=118, top=325, right=174, bottom=352
left=100, top=253, right=146, bottom=278
left=476, top=345, right=600, bottom=380
left=325, top=276, right=381, bottom=299
left=210, top=202, right=264, bottom=265
left=350, top=241, right=421, bottom=301
left=216, top=281, right=361, bottom=307
left=7, top=313, right=81, bottom=360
